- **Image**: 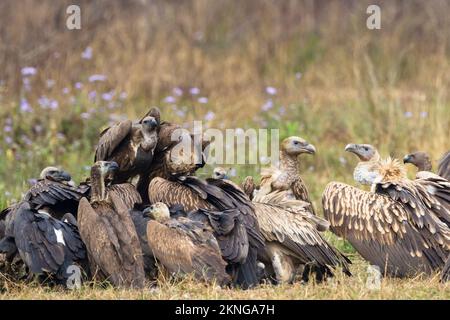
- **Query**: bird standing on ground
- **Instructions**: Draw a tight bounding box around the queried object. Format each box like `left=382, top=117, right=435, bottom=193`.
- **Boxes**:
left=256, top=136, right=316, bottom=214
left=77, top=161, right=145, bottom=288
left=323, top=144, right=450, bottom=277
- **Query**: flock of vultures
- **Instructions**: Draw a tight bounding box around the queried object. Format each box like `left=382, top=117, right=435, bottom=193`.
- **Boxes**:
left=0, top=107, right=449, bottom=290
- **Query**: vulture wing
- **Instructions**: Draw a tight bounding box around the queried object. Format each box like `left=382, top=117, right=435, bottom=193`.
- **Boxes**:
left=94, top=120, right=132, bottom=162
left=253, top=202, right=350, bottom=275
left=442, top=254, right=450, bottom=282
left=24, top=180, right=84, bottom=209
left=241, top=176, right=256, bottom=200
left=146, top=218, right=230, bottom=285
left=13, top=202, right=86, bottom=278
left=437, top=151, right=450, bottom=181
left=148, top=176, right=265, bottom=288
left=108, top=183, right=142, bottom=210
left=322, top=182, right=450, bottom=276
left=78, top=196, right=145, bottom=288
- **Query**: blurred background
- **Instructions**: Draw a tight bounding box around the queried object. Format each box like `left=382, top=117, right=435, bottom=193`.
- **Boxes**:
left=0, top=0, right=449, bottom=212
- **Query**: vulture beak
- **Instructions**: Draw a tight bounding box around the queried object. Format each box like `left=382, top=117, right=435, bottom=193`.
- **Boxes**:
left=345, top=144, right=356, bottom=153
left=142, top=117, right=158, bottom=129
left=403, top=154, right=412, bottom=164
left=142, top=206, right=152, bottom=216
left=301, top=143, right=316, bottom=155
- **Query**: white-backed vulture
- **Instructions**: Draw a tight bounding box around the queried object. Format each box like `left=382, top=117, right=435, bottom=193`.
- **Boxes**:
left=0, top=201, right=87, bottom=285
left=323, top=144, right=450, bottom=277
left=257, top=136, right=316, bottom=214
left=94, top=107, right=160, bottom=190
left=77, top=161, right=145, bottom=288
left=148, top=175, right=265, bottom=289
left=144, top=202, right=230, bottom=286
left=21, top=167, right=88, bottom=220
left=404, top=151, right=450, bottom=181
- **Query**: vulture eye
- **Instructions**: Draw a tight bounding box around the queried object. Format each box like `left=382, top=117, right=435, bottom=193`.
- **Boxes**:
left=363, top=147, right=369, bottom=151
left=293, top=141, right=299, bottom=145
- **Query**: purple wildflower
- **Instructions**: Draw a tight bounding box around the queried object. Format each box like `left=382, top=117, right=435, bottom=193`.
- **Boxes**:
left=20, top=98, right=33, bottom=113
left=204, top=111, right=215, bottom=121
left=49, top=100, right=59, bottom=110
left=28, top=179, right=38, bottom=186
left=261, top=99, right=273, bottom=111
left=88, top=74, right=107, bottom=82
left=75, top=82, right=83, bottom=89
left=265, top=86, right=277, bottom=95
left=21, top=135, right=32, bottom=146
left=190, top=87, right=200, bottom=95
left=4, top=136, right=13, bottom=145
left=21, top=67, right=37, bottom=76
left=163, top=96, right=176, bottom=104
left=173, top=87, right=183, bottom=96
left=102, top=91, right=114, bottom=101
left=81, top=47, right=93, bottom=60
left=404, top=111, right=413, bottom=118
left=198, top=97, right=208, bottom=104
left=88, top=91, right=97, bottom=101
left=4, top=125, right=12, bottom=133
left=22, top=78, right=31, bottom=91
left=420, top=111, right=428, bottom=118
left=38, top=96, right=50, bottom=109
left=176, top=110, right=186, bottom=118
left=62, top=87, right=70, bottom=94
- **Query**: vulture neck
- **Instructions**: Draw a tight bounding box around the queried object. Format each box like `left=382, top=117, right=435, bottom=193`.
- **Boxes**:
left=418, top=160, right=432, bottom=172
left=353, top=152, right=381, bottom=186
left=91, top=170, right=108, bottom=203
left=279, top=151, right=300, bottom=175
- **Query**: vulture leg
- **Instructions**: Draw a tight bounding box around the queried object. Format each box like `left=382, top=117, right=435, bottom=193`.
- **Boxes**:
left=266, top=243, right=295, bottom=284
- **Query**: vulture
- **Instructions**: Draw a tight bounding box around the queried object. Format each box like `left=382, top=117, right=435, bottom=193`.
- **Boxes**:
left=404, top=150, right=450, bottom=181
left=251, top=191, right=350, bottom=283
left=212, top=167, right=229, bottom=180
left=241, top=176, right=256, bottom=200
left=94, top=107, right=160, bottom=195
left=77, top=161, right=145, bottom=288
left=20, top=167, right=88, bottom=220
left=144, top=202, right=230, bottom=286
left=442, top=255, right=450, bottom=282
left=322, top=144, right=450, bottom=277
left=0, top=201, right=86, bottom=285
left=148, top=175, right=265, bottom=289
left=257, top=136, right=316, bottom=214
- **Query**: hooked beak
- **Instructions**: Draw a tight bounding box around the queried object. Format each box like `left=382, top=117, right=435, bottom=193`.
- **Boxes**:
left=142, top=206, right=153, bottom=216
left=403, top=154, right=412, bottom=164
left=301, top=143, right=316, bottom=155
left=345, top=144, right=357, bottom=153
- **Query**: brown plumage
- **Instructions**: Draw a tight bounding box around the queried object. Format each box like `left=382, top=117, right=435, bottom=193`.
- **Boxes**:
left=148, top=175, right=265, bottom=289
left=404, top=150, right=450, bottom=181
left=252, top=192, right=350, bottom=283
left=442, top=255, right=450, bottom=282
left=77, top=161, right=145, bottom=288
left=241, top=176, right=256, bottom=200
left=94, top=107, right=159, bottom=187
left=144, top=202, right=230, bottom=285
left=323, top=147, right=450, bottom=277
left=258, top=136, right=316, bottom=214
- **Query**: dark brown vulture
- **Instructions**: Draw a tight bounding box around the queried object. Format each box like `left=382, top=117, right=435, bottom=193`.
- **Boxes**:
left=0, top=201, right=87, bottom=286
left=21, top=167, right=88, bottom=220
left=258, top=136, right=316, bottom=214
left=323, top=144, right=450, bottom=277
left=94, top=107, right=160, bottom=191
left=404, top=151, right=450, bottom=181
left=77, top=161, right=145, bottom=288
left=148, top=175, right=265, bottom=289
left=144, top=202, right=230, bottom=286
left=252, top=191, right=351, bottom=283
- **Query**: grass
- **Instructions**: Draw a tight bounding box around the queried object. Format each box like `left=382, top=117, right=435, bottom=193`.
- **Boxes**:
left=0, top=1, right=450, bottom=299
left=1, top=256, right=449, bottom=300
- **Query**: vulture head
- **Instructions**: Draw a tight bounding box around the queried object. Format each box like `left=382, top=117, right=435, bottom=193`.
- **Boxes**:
left=140, top=107, right=161, bottom=126
left=144, top=202, right=170, bottom=222
left=403, top=151, right=432, bottom=171
left=281, top=136, right=316, bottom=157
left=165, top=133, right=206, bottom=176
left=212, top=167, right=229, bottom=180
left=345, top=144, right=379, bottom=161
left=40, top=167, right=72, bottom=182
left=91, top=161, right=119, bottom=186
left=141, top=116, right=159, bottom=132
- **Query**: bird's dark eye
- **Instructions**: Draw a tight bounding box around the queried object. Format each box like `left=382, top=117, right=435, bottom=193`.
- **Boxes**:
left=294, top=141, right=299, bottom=145
left=363, top=147, right=368, bottom=151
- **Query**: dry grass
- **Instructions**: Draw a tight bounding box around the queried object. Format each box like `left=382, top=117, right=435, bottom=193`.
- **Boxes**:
left=1, top=257, right=449, bottom=300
